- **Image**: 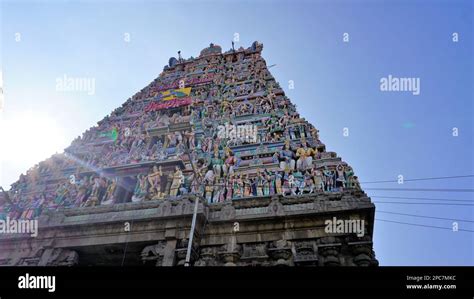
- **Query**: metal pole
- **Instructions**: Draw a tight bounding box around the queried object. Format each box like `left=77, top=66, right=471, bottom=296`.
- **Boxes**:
left=183, top=129, right=203, bottom=267
left=184, top=195, right=199, bottom=266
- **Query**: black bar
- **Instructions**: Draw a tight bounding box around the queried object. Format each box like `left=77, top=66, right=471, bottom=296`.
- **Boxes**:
left=0, top=267, right=473, bottom=298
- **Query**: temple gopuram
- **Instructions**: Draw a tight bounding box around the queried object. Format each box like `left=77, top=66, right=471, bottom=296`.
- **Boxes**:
left=0, top=42, right=378, bottom=266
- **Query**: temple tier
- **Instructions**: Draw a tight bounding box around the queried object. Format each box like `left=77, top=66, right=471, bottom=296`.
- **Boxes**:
left=0, top=42, right=377, bottom=266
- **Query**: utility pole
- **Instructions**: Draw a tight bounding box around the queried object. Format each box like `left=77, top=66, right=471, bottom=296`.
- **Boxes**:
left=182, top=129, right=204, bottom=267
left=185, top=187, right=200, bottom=267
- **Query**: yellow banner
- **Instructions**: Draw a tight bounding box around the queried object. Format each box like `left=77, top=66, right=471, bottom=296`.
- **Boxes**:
left=161, top=87, right=191, bottom=101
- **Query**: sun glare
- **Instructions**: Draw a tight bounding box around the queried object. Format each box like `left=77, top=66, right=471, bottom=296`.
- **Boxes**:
left=0, top=111, right=68, bottom=166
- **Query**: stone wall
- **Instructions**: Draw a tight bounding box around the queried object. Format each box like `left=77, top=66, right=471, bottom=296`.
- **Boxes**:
left=0, top=190, right=377, bottom=266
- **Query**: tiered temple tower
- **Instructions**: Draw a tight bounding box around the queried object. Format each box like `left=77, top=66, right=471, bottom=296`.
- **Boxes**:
left=0, top=42, right=378, bottom=266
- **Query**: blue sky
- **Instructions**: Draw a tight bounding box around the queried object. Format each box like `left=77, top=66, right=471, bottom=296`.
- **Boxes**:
left=1, top=0, right=473, bottom=265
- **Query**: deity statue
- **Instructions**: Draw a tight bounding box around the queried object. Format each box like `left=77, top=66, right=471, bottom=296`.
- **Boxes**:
left=263, top=172, right=270, bottom=196
left=147, top=165, right=164, bottom=200
left=281, top=171, right=290, bottom=195
left=170, top=166, right=184, bottom=197
left=226, top=175, right=234, bottom=201
left=269, top=172, right=276, bottom=195
left=83, top=177, right=101, bottom=207
left=275, top=171, right=283, bottom=195
left=185, top=130, right=196, bottom=150
left=233, top=174, right=242, bottom=199
left=289, top=126, right=297, bottom=140
left=74, top=185, right=88, bottom=206
left=304, top=170, right=315, bottom=193
left=211, top=177, right=220, bottom=203
left=243, top=174, right=252, bottom=197
left=256, top=170, right=264, bottom=196
left=312, top=168, right=325, bottom=191
left=323, top=167, right=336, bottom=192
left=189, top=173, right=201, bottom=196
left=224, top=147, right=236, bottom=176
left=174, top=131, right=183, bottom=147
left=132, top=174, right=148, bottom=203
left=345, top=166, right=355, bottom=188
left=287, top=172, right=297, bottom=196
left=280, top=140, right=295, bottom=171
left=33, top=193, right=46, bottom=218
left=54, top=183, right=69, bottom=205
left=211, top=149, right=225, bottom=178
left=179, top=177, right=189, bottom=196
left=204, top=177, right=213, bottom=203
left=296, top=138, right=316, bottom=171
left=246, top=176, right=254, bottom=196
left=221, top=99, right=233, bottom=116
left=201, top=136, right=213, bottom=153
left=165, top=172, right=173, bottom=196
left=101, top=178, right=117, bottom=205
left=335, top=164, right=347, bottom=191
left=217, top=178, right=226, bottom=203
left=164, top=132, right=177, bottom=149
left=294, top=172, right=305, bottom=195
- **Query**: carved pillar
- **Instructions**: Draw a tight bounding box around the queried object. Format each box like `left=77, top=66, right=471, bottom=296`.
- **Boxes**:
left=194, top=247, right=219, bottom=266
left=348, top=241, right=378, bottom=267
left=218, top=236, right=241, bottom=266
left=293, top=241, right=318, bottom=266
left=317, top=237, right=341, bottom=266
left=268, top=240, right=293, bottom=266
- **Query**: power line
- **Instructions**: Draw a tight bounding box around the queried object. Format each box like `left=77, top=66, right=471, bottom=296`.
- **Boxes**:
left=371, top=195, right=473, bottom=202
left=322, top=199, right=473, bottom=206
left=365, top=188, right=474, bottom=192
left=375, top=218, right=474, bottom=232
left=376, top=210, right=474, bottom=223
left=361, top=174, right=474, bottom=184
left=373, top=201, right=474, bottom=206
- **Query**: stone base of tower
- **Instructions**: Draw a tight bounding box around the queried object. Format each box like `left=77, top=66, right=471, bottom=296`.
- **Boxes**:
left=0, top=190, right=377, bottom=266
